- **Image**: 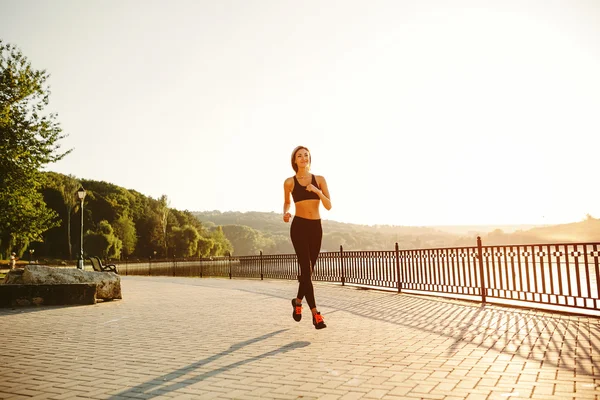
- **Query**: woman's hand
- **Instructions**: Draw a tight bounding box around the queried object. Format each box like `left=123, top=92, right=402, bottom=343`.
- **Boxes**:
left=305, top=184, right=321, bottom=195
left=283, top=212, right=292, bottom=223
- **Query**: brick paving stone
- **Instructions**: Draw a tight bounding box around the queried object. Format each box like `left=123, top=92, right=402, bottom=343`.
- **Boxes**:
left=387, top=386, right=414, bottom=396
left=1, top=277, right=599, bottom=399
left=412, top=382, right=438, bottom=394
left=315, top=395, right=340, bottom=400
left=455, top=379, right=478, bottom=390
left=45, top=391, right=88, bottom=400
left=336, top=385, right=370, bottom=394
left=362, top=389, right=388, bottom=399
left=338, top=392, right=365, bottom=400
left=313, top=388, right=348, bottom=397
left=403, top=393, right=445, bottom=399
left=477, top=377, right=499, bottom=387
left=464, top=393, right=488, bottom=400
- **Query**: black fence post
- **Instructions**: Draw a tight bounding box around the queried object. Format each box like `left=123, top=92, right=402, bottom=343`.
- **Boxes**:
left=172, top=256, right=176, bottom=277
left=477, top=236, right=486, bottom=304
left=229, top=252, right=232, bottom=279
left=395, top=242, right=402, bottom=293
left=340, top=245, right=345, bottom=286
left=149, top=257, right=152, bottom=276
left=260, top=251, right=264, bottom=280
left=200, top=259, right=203, bottom=278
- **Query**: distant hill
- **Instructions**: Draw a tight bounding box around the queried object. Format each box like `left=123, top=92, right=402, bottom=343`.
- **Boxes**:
left=429, top=224, right=547, bottom=235
left=441, top=217, right=600, bottom=246
left=193, top=211, right=600, bottom=255
left=192, top=210, right=463, bottom=252
left=194, top=210, right=449, bottom=236
left=514, top=217, right=600, bottom=243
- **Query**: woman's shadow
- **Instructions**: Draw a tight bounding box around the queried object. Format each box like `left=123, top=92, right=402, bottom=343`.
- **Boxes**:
left=110, top=328, right=309, bottom=399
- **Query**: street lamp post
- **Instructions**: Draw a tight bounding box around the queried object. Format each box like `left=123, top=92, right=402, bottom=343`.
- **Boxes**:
left=77, top=187, right=87, bottom=270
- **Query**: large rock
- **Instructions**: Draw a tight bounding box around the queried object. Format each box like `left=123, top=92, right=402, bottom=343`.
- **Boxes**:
left=3, top=268, right=24, bottom=284
left=3, top=265, right=122, bottom=301
left=0, top=284, right=98, bottom=307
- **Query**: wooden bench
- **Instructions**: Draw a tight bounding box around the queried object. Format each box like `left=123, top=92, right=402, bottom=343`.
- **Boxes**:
left=88, top=256, right=119, bottom=274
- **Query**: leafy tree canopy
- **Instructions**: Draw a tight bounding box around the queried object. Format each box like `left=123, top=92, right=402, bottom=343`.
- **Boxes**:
left=0, top=40, right=70, bottom=257
left=32, top=173, right=233, bottom=261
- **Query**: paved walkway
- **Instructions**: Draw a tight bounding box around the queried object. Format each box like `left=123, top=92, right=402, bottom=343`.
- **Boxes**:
left=1, top=276, right=599, bottom=400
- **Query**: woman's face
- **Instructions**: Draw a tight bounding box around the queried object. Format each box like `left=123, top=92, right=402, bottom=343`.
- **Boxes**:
left=295, top=148, right=310, bottom=169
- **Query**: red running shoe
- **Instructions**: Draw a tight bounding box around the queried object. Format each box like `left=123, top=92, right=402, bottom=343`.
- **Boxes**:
left=291, top=299, right=302, bottom=322
left=313, top=312, right=326, bottom=329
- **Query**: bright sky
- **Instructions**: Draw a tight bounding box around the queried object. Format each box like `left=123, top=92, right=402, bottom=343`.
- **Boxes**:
left=1, top=0, right=599, bottom=227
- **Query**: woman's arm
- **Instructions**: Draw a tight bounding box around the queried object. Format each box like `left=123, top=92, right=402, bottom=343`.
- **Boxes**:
left=309, top=176, right=332, bottom=211
left=283, top=178, right=293, bottom=222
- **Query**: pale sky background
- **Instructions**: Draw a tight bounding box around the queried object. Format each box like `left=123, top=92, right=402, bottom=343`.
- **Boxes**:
left=1, top=0, right=599, bottom=227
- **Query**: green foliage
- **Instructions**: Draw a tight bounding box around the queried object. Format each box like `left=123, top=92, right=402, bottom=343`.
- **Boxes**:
left=33, top=172, right=233, bottom=260
left=0, top=40, right=70, bottom=257
left=221, top=225, right=275, bottom=256
left=0, top=178, right=61, bottom=257
left=135, top=212, right=164, bottom=257
left=84, top=231, right=109, bottom=260
left=197, top=236, right=215, bottom=257
left=84, top=220, right=122, bottom=260
left=209, top=226, right=233, bottom=256
left=43, top=172, right=80, bottom=259
left=38, top=185, right=67, bottom=258
left=158, top=195, right=170, bottom=256
left=169, top=225, right=201, bottom=257
left=80, top=180, right=131, bottom=225
left=112, top=215, right=137, bottom=257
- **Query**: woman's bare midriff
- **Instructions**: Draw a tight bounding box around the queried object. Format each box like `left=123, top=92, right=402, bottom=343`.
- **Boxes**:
left=294, top=199, right=321, bottom=220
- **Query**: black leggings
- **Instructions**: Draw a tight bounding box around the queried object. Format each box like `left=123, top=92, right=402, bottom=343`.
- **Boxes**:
left=290, top=216, right=323, bottom=309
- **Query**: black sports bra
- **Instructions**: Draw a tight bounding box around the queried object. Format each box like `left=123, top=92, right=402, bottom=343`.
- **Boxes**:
left=292, top=175, right=320, bottom=203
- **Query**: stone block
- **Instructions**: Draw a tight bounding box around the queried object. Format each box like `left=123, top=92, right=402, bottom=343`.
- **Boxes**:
left=0, top=284, right=97, bottom=307
left=2, top=265, right=122, bottom=301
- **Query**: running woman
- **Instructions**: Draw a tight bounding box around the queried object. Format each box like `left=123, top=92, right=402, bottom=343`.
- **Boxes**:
left=283, top=145, right=332, bottom=329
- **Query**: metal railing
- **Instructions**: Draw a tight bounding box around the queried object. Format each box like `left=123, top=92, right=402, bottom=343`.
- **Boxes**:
left=119, top=237, right=600, bottom=315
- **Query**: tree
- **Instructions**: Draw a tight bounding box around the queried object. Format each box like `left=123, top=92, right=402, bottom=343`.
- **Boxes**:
left=169, top=225, right=201, bottom=258
left=197, top=236, right=215, bottom=257
left=45, top=172, right=79, bottom=259
left=209, top=226, right=233, bottom=256
left=135, top=212, right=163, bottom=257
left=158, top=195, right=170, bottom=256
left=221, top=224, right=275, bottom=256
left=84, top=231, right=110, bottom=261
left=60, top=176, right=79, bottom=259
left=0, top=40, right=70, bottom=257
left=84, top=220, right=122, bottom=260
left=112, top=215, right=137, bottom=258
